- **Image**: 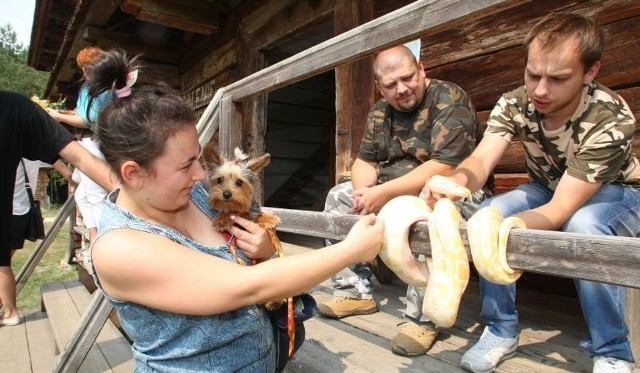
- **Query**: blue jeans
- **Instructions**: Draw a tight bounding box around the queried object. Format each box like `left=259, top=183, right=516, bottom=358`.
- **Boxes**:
left=478, top=181, right=640, bottom=363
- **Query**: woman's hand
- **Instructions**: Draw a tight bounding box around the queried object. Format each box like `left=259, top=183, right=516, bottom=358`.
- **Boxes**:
left=228, top=215, right=276, bottom=260
left=45, top=107, right=60, bottom=121
left=342, top=214, right=384, bottom=263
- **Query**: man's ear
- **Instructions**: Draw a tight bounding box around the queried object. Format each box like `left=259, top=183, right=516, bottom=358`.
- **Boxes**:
left=584, top=60, right=601, bottom=84
left=417, top=61, right=426, bottom=78
left=374, top=80, right=384, bottom=96
left=120, top=160, right=146, bottom=188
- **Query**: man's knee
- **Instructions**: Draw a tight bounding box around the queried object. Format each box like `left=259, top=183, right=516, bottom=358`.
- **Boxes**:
left=324, top=182, right=354, bottom=213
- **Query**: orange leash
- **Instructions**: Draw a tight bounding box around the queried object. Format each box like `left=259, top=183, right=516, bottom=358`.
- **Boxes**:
left=268, top=228, right=295, bottom=358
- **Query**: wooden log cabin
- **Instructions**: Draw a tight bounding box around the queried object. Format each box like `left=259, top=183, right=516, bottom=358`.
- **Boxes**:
left=22, top=0, right=640, bottom=371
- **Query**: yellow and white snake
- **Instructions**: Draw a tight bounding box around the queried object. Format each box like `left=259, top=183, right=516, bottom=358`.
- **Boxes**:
left=377, top=175, right=525, bottom=328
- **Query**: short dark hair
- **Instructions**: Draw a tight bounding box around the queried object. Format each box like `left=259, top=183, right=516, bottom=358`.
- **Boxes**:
left=524, top=12, right=605, bottom=70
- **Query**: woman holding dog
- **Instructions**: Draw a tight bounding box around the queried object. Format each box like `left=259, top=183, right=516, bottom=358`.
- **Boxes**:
left=86, top=49, right=384, bottom=372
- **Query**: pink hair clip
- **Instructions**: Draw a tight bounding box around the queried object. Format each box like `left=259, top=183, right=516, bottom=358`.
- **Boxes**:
left=115, top=69, right=139, bottom=98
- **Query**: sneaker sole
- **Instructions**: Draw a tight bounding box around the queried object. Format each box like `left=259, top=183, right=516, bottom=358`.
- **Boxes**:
left=460, top=349, right=517, bottom=373
left=318, top=307, right=379, bottom=319
left=391, top=346, right=427, bottom=356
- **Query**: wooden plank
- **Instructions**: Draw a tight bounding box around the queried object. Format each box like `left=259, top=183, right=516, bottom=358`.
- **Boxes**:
left=41, top=281, right=112, bottom=373
left=82, top=26, right=181, bottom=65
left=270, top=208, right=640, bottom=288
left=181, top=40, right=237, bottom=95
left=25, top=311, right=57, bottom=373
left=0, top=312, right=30, bottom=373
left=64, top=282, right=134, bottom=373
left=51, top=288, right=115, bottom=373
left=247, top=0, right=334, bottom=50
left=120, top=0, right=220, bottom=34
left=494, top=173, right=529, bottom=195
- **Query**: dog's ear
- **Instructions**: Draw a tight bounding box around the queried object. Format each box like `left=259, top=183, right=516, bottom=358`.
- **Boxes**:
left=201, top=142, right=223, bottom=170
left=246, top=153, right=271, bottom=173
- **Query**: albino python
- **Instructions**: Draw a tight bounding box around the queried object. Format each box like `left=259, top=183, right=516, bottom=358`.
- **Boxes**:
left=377, top=175, right=525, bottom=328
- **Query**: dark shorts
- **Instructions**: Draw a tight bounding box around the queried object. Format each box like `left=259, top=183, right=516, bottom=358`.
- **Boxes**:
left=10, top=213, right=29, bottom=250
left=1, top=214, right=28, bottom=266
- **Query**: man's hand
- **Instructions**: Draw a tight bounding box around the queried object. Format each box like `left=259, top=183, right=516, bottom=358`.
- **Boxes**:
left=349, top=185, right=389, bottom=215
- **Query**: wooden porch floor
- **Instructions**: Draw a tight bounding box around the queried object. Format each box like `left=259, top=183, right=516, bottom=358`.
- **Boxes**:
left=3, top=233, right=638, bottom=372
left=281, top=234, right=601, bottom=373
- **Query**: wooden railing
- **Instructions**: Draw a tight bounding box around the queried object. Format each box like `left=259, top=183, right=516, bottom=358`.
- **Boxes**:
left=269, top=208, right=640, bottom=289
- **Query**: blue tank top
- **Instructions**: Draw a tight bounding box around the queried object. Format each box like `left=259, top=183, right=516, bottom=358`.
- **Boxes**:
left=92, top=182, right=276, bottom=372
left=76, top=83, right=112, bottom=131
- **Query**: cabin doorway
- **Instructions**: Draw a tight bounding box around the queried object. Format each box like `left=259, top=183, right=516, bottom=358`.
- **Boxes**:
left=263, top=19, right=336, bottom=211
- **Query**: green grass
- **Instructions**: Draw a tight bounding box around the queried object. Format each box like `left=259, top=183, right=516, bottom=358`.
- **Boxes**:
left=11, top=204, right=79, bottom=312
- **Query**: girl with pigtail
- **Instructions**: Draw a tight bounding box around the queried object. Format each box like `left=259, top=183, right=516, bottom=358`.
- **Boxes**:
left=86, top=49, right=384, bottom=372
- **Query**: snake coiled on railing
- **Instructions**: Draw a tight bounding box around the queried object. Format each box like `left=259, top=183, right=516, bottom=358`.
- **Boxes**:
left=377, top=176, right=525, bottom=328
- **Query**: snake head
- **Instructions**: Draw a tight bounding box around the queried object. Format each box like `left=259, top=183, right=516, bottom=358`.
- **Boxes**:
left=429, top=175, right=471, bottom=198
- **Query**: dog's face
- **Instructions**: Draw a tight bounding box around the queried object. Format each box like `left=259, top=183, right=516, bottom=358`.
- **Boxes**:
left=201, top=143, right=271, bottom=214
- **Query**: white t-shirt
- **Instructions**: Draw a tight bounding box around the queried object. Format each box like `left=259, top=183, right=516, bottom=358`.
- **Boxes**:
left=13, top=159, right=44, bottom=215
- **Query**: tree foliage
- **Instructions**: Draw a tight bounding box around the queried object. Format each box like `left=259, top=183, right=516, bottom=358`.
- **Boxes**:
left=0, top=24, right=49, bottom=97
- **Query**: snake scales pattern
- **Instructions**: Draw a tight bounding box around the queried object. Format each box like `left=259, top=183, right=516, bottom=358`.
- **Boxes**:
left=377, top=176, right=526, bottom=328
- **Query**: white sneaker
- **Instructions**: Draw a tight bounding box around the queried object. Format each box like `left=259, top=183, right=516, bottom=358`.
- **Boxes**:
left=460, top=326, right=518, bottom=373
left=593, top=356, right=632, bottom=373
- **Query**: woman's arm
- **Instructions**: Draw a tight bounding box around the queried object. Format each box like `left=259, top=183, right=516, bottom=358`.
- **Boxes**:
left=46, top=108, right=89, bottom=129
left=92, top=214, right=384, bottom=315
left=58, top=141, right=117, bottom=192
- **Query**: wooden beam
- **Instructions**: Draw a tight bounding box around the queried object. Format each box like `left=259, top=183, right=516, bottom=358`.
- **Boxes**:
left=181, top=39, right=236, bottom=94
left=269, top=207, right=640, bottom=289
left=82, top=26, right=182, bottom=65
left=334, top=0, right=375, bottom=183
left=244, top=0, right=334, bottom=50
left=41, top=0, right=121, bottom=99
left=120, top=0, right=220, bottom=35
left=145, top=64, right=181, bottom=88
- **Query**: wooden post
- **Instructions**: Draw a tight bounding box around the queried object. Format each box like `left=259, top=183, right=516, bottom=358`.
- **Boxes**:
left=218, top=96, right=243, bottom=158
left=238, top=27, right=268, bottom=203
left=626, top=289, right=639, bottom=366
left=333, top=0, right=375, bottom=184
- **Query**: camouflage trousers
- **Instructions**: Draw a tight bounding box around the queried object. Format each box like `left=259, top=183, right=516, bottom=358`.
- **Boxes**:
left=324, top=181, right=491, bottom=322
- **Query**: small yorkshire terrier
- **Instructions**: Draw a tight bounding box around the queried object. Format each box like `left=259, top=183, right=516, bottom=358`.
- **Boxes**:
left=201, top=143, right=281, bottom=235
left=201, top=143, right=295, bottom=353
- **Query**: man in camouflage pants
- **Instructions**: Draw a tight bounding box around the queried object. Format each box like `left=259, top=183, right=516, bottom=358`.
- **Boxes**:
left=318, top=44, right=490, bottom=356
left=423, top=13, right=639, bottom=373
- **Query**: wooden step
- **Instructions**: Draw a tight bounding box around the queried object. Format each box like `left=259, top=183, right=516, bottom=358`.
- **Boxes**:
left=0, top=311, right=56, bottom=373
left=41, top=280, right=134, bottom=372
